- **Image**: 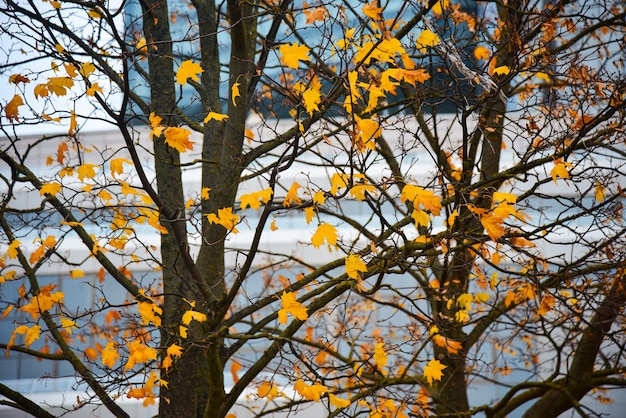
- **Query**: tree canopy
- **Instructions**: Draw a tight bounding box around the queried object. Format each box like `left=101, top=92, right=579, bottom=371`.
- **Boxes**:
left=1, top=0, right=626, bottom=417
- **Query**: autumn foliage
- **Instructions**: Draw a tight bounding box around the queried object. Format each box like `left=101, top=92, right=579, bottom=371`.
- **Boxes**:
left=1, top=0, right=626, bottom=417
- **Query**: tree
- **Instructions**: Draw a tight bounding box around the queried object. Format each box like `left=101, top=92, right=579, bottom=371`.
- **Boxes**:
left=1, top=0, right=625, bottom=417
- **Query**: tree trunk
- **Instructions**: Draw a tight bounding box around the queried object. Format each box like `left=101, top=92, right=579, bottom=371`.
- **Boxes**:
left=522, top=274, right=626, bottom=417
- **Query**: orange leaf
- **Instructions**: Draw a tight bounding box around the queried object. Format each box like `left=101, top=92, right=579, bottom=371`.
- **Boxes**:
left=595, top=181, right=606, bottom=202
left=305, top=6, right=327, bottom=24
left=5, top=94, right=23, bottom=122
left=68, top=111, right=78, bottom=136
left=230, top=360, right=242, bottom=384
left=473, top=45, right=490, bottom=61
left=9, top=74, right=30, bottom=84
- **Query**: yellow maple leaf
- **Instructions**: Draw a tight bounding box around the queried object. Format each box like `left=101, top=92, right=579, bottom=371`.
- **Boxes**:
left=535, top=71, right=551, bottom=82
left=181, top=309, right=207, bottom=326
left=69, top=269, right=84, bottom=279
left=311, top=222, right=337, bottom=248
left=294, top=379, right=327, bottom=401
left=6, top=240, right=21, bottom=259
left=312, top=190, right=325, bottom=205
left=201, top=187, right=211, bottom=200
left=79, top=62, right=96, bottom=78
left=148, top=112, right=165, bottom=139
left=302, top=87, right=321, bottom=116
left=480, top=212, right=505, bottom=241
left=203, top=111, right=229, bottom=123
left=538, top=294, right=555, bottom=317
left=34, top=84, right=49, bottom=99
left=416, top=29, right=440, bottom=53
left=354, top=116, right=381, bottom=151
left=162, top=343, right=184, bottom=371
left=304, top=206, right=316, bottom=224
left=60, top=317, right=78, bottom=335
left=46, top=77, right=74, bottom=96
left=401, top=184, right=443, bottom=216
left=5, top=94, right=24, bottom=122
left=101, top=341, right=120, bottom=368
left=279, top=42, right=310, bottom=70
left=77, top=163, right=97, bottom=181
left=164, top=126, right=194, bottom=153
left=20, top=285, right=63, bottom=320
left=550, top=159, right=573, bottom=183
left=349, top=183, right=376, bottom=200
left=125, top=339, right=157, bottom=370
left=362, top=1, right=382, bottom=20
left=493, top=65, right=511, bottom=75
left=206, top=207, right=240, bottom=233
left=411, top=209, right=431, bottom=228
left=283, top=182, right=302, bottom=207
left=595, top=181, right=606, bottom=202
left=431, top=0, right=449, bottom=15
left=39, top=182, right=62, bottom=196
left=329, top=394, right=351, bottom=408
left=239, top=188, right=273, bottom=210
left=423, top=358, right=447, bottom=385
left=373, top=342, right=387, bottom=369
left=345, top=254, right=367, bottom=279
left=258, top=381, right=281, bottom=400
left=432, top=333, right=463, bottom=355
left=167, top=343, right=183, bottom=358
left=231, top=82, right=240, bottom=107
left=278, top=291, right=308, bottom=324
left=330, top=173, right=349, bottom=195
left=87, top=8, right=102, bottom=19
left=176, top=60, right=204, bottom=85
left=9, top=325, right=42, bottom=350
left=110, top=158, right=133, bottom=177
left=86, top=82, right=103, bottom=96
left=137, top=301, right=162, bottom=326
